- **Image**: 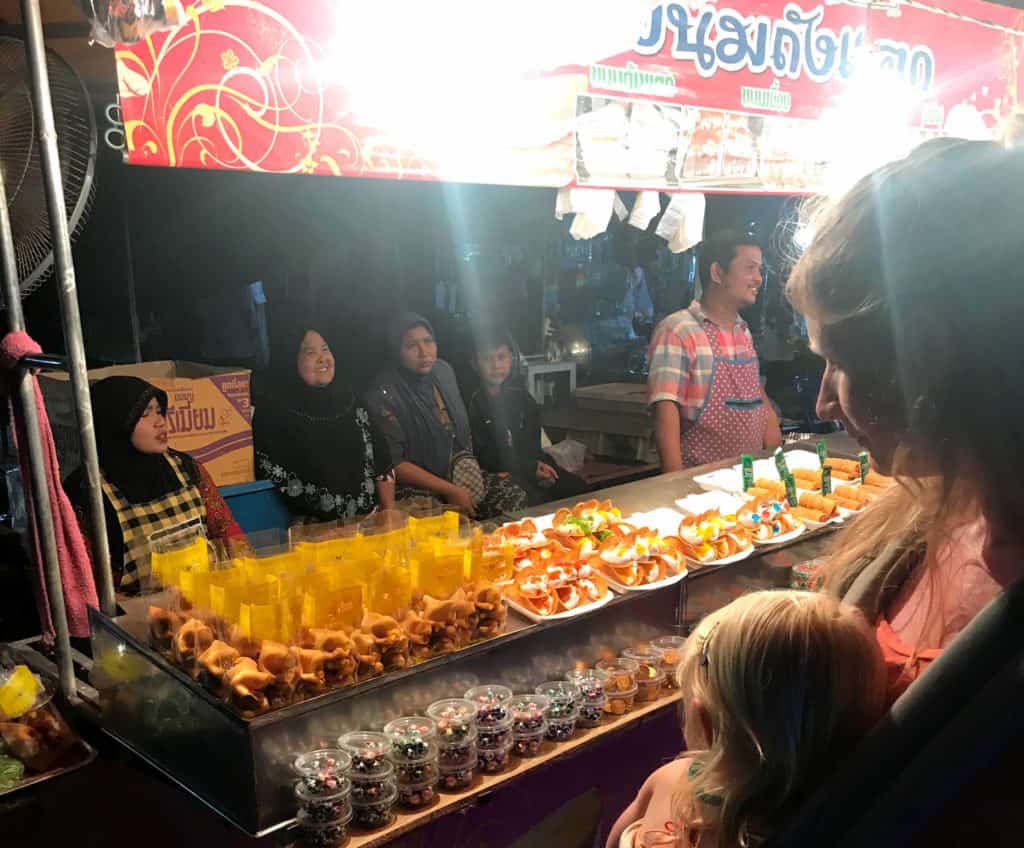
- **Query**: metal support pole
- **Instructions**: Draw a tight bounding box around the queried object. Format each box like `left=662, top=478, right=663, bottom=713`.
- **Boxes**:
left=21, top=0, right=116, bottom=616
left=0, top=127, right=76, bottom=699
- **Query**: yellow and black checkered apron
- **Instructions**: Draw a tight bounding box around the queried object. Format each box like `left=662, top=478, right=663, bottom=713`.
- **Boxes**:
left=101, top=451, right=205, bottom=591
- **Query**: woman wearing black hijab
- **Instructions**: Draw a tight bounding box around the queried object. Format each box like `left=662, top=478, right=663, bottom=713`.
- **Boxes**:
left=253, top=319, right=395, bottom=522
left=366, top=312, right=527, bottom=519
left=64, top=376, right=246, bottom=594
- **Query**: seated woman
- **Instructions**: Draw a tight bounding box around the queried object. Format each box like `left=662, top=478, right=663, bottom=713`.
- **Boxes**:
left=367, top=313, right=527, bottom=519
left=65, top=376, right=246, bottom=595
left=468, top=327, right=588, bottom=505
left=253, top=319, right=395, bottom=522
left=787, top=139, right=1024, bottom=845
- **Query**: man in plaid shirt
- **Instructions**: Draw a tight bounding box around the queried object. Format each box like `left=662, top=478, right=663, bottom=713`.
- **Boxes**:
left=647, top=231, right=782, bottom=471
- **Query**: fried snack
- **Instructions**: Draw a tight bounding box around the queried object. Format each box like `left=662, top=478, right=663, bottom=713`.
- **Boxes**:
left=302, top=628, right=358, bottom=686
left=753, top=478, right=788, bottom=498
left=197, top=639, right=240, bottom=694
left=173, top=618, right=214, bottom=678
left=147, top=605, right=186, bottom=653
left=295, top=647, right=328, bottom=697
left=351, top=631, right=384, bottom=679
left=743, top=486, right=774, bottom=500
left=401, top=609, right=434, bottom=662
left=226, top=623, right=262, bottom=660
left=824, top=458, right=861, bottom=476
left=791, top=506, right=830, bottom=524
left=798, top=493, right=837, bottom=516
left=677, top=512, right=752, bottom=565
left=791, top=468, right=822, bottom=488
left=0, top=704, right=75, bottom=772
left=833, top=496, right=865, bottom=511
left=738, top=500, right=801, bottom=540
left=834, top=485, right=872, bottom=505
left=468, top=582, right=507, bottom=639
left=361, top=613, right=410, bottom=672
left=859, top=484, right=889, bottom=497
left=223, top=657, right=274, bottom=715
left=257, top=640, right=299, bottom=708
left=864, top=471, right=895, bottom=488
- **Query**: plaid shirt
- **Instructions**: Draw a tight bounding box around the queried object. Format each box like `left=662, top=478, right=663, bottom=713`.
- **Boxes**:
left=647, top=301, right=757, bottom=423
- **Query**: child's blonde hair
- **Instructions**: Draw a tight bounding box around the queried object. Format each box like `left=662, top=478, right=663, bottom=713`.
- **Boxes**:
left=674, top=590, right=886, bottom=847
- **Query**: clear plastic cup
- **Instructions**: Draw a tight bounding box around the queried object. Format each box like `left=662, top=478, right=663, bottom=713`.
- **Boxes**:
left=603, top=685, right=638, bottom=716
left=476, top=739, right=513, bottom=775
left=383, top=715, right=438, bottom=761
left=508, top=694, right=550, bottom=734
left=545, top=712, right=578, bottom=742
left=651, top=636, right=687, bottom=688
left=293, top=748, right=352, bottom=795
left=577, top=697, right=607, bottom=728
left=338, top=731, right=390, bottom=778
left=393, top=757, right=438, bottom=786
left=437, top=739, right=477, bottom=770
left=396, top=776, right=439, bottom=809
left=294, top=779, right=352, bottom=824
left=596, top=657, right=639, bottom=693
left=296, top=806, right=352, bottom=847
left=565, top=668, right=609, bottom=702
left=463, top=684, right=513, bottom=725
left=426, top=698, right=477, bottom=746
left=348, top=767, right=394, bottom=804
left=438, top=762, right=476, bottom=791
left=350, top=782, right=397, bottom=830
left=534, top=681, right=581, bottom=720
left=512, top=727, right=547, bottom=758
left=476, top=720, right=512, bottom=749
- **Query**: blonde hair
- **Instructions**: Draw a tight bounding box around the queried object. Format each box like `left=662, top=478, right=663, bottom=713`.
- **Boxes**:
left=785, top=141, right=1024, bottom=595
left=675, top=590, right=886, bottom=847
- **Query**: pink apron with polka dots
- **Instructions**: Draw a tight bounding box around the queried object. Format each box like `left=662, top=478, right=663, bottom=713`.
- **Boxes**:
left=679, top=323, right=767, bottom=467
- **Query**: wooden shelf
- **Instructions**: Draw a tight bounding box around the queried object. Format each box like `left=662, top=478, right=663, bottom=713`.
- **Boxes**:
left=336, top=691, right=682, bottom=848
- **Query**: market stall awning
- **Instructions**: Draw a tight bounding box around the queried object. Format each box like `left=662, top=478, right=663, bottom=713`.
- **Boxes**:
left=112, top=0, right=1023, bottom=193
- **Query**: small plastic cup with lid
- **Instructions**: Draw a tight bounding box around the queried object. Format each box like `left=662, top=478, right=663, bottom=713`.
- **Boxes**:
left=427, top=698, right=477, bottom=746
left=603, top=685, right=638, bottom=716
left=476, top=721, right=512, bottom=750
left=437, top=735, right=477, bottom=767
left=338, top=731, right=390, bottom=778
left=476, top=739, right=513, bottom=774
left=393, top=758, right=438, bottom=786
left=651, top=635, right=687, bottom=688
left=396, top=776, right=439, bottom=810
left=297, top=806, right=353, bottom=847
left=534, top=681, right=581, bottom=720
left=464, top=683, right=513, bottom=725
left=508, top=694, right=550, bottom=734
left=596, top=657, right=639, bottom=693
left=565, top=668, right=609, bottom=703
left=351, top=782, right=397, bottom=830
left=438, top=761, right=476, bottom=791
left=384, top=715, right=438, bottom=761
left=624, top=646, right=667, bottom=702
left=293, top=748, right=352, bottom=796
left=294, top=777, right=352, bottom=824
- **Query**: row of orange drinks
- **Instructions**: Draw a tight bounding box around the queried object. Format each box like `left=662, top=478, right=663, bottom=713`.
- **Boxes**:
left=146, top=512, right=515, bottom=644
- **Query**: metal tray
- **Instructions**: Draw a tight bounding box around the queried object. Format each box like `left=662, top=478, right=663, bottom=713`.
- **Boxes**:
left=0, top=738, right=96, bottom=797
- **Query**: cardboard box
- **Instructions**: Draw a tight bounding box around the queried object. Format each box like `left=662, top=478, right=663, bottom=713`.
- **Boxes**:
left=41, top=361, right=254, bottom=488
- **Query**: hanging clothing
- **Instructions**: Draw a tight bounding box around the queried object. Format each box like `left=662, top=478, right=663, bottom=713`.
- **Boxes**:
left=252, top=318, right=392, bottom=521
left=65, top=376, right=245, bottom=594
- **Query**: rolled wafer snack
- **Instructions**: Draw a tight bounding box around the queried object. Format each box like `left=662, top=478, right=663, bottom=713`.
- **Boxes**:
left=824, top=458, right=861, bottom=476
left=792, top=468, right=822, bottom=488
left=754, top=478, right=788, bottom=498
left=864, top=471, right=895, bottom=488
left=798, top=492, right=837, bottom=516
left=833, top=497, right=865, bottom=511
left=745, top=486, right=774, bottom=500
left=791, top=506, right=830, bottom=524
left=834, top=485, right=871, bottom=505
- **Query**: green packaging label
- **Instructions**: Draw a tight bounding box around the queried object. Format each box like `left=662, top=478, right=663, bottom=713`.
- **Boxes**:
left=741, top=454, right=754, bottom=491
left=816, top=440, right=827, bottom=467
left=822, top=466, right=832, bottom=496
left=773, top=447, right=790, bottom=481
left=784, top=474, right=799, bottom=507
left=858, top=451, right=869, bottom=483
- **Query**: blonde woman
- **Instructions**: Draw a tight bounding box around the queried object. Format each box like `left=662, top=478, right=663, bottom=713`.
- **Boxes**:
left=607, top=591, right=885, bottom=847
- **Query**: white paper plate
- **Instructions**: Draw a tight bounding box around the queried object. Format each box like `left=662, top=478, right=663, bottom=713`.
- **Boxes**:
left=692, top=468, right=744, bottom=494
left=601, top=568, right=688, bottom=593
left=504, top=589, right=614, bottom=623
left=752, top=524, right=807, bottom=546
left=675, top=491, right=746, bottom=516
left=684, top=545, right=754, bottom=569
left=627, top=508, right=688, bottom=538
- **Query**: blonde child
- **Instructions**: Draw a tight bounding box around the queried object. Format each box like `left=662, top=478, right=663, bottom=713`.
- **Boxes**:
left=607, top=591, right=886, bottom=847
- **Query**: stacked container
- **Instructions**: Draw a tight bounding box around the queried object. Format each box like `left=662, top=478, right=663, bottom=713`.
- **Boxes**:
left=565, top=668, right=609, bottom=728
left=427, top=698, right=479, bottom=791
left=596, top=657, right=639, bottom=716
left=292, top=748, right=354, bottom=847
left=465, top=684, right=513, bottom=775
left=384, top=716, right=440, bottom=810
left=338, top=731, right=397, bottom=830
left=509, top=693, right=550, bottom=758
left=651, top=635, right=687, bottom=688
left=623, top=645, right=667, bottom=703
left=534, top=681, right=581, bottom=742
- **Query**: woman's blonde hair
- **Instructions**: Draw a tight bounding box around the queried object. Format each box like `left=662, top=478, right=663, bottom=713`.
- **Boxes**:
left=675, top=590, right=886, bottom=847
left=785, top=141, right=1024, bottom=592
